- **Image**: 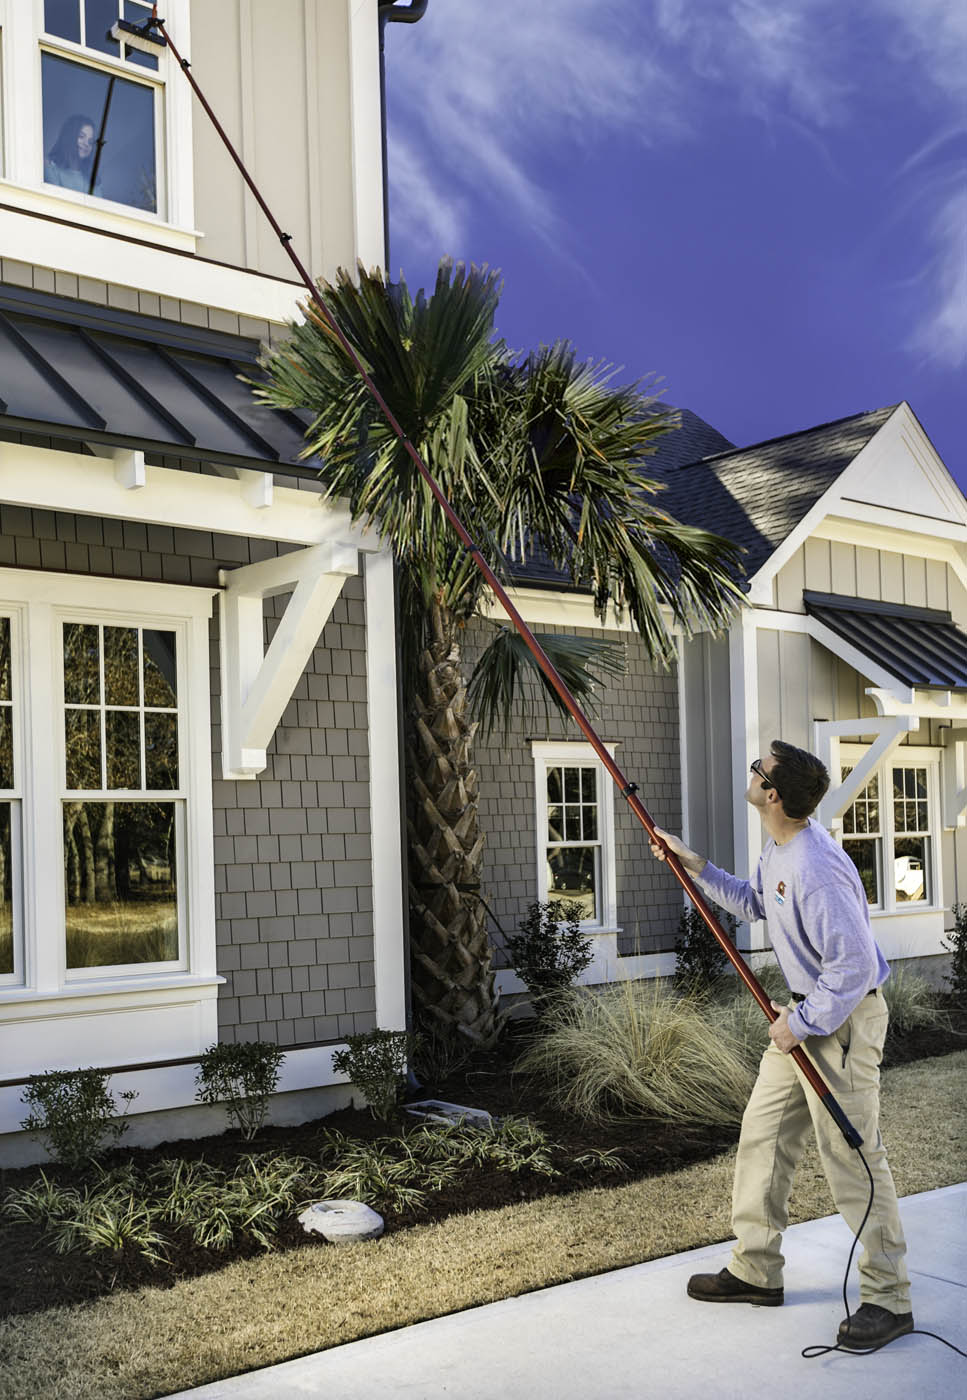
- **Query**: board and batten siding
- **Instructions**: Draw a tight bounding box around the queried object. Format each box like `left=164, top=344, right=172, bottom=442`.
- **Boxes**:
left=189, top=0, right=381, bottom=282
left=773, top=542, right=967, bottom=623
left=465, top=621, right=684, bottom=961
left=680, top=632, right=734, bottom=873
left=0, top=493, right=377, bottom=1048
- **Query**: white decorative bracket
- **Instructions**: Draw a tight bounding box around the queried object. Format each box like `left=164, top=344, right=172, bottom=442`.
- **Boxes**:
left=219, top=542, right=359, bottom=779
left=941, top=728, right=967, bottom=829
left=812, top=715, right=920, bottom=830
left=211, top=463, right=274, bottom=509
left=86, top=442, right=146, bottom=489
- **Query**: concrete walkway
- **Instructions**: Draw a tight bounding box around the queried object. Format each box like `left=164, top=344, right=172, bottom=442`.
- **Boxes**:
left=171, top=1183, right=966, bottom=1399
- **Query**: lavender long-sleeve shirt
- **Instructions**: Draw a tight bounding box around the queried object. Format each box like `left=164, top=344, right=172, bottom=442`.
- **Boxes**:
left=697, top=819, right=890, bottom=1039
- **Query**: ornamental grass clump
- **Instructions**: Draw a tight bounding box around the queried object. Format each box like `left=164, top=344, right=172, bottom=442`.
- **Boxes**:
left=880, top=965, right=945, bottom=1037
left=517, top=979, right=756, bottom=1126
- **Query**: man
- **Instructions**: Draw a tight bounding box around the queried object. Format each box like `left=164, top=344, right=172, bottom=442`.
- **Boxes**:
left=651, top=739, right=912, bottom=1350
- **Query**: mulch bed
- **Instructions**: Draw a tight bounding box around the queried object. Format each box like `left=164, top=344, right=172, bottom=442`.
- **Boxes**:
left=2, top=1006, right=965, bottom=1320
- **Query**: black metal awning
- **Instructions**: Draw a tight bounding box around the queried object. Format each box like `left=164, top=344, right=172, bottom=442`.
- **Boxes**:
left=0, top=284, right=315, bottom=474
left=804, top=591, right=967, bottom=691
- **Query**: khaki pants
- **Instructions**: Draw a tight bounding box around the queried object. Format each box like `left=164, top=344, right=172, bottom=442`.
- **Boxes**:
left=729, top=992, right=911, bottom=1310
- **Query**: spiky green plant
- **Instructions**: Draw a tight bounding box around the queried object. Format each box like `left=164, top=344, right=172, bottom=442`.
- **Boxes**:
left=256, top=260, right=744, bottom=1047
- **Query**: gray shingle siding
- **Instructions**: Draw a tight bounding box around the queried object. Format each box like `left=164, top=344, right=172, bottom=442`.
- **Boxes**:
left=466, top=620, right=684, bottom=962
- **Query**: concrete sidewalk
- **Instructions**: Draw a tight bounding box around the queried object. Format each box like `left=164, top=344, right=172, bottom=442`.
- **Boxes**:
left=171, top=1183, right=966, bottom=1399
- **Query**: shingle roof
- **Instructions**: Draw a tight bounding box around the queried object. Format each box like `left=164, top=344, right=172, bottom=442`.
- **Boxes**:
left=654, top=405, right=898, bottom=585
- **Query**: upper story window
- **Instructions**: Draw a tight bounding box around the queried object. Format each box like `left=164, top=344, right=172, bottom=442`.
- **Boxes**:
left=0, top=0, right=193, bottom=237
left=41, top=1, right=160, bottom=213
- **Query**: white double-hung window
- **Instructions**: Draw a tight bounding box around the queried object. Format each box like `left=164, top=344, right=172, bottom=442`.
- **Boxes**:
left=0, top=569, right=217, bottom=1075
left=532, top=740, right=617, bottom=931
left=839, top=745, right=940, bottom=911
left=0, top=0, right=194, bottom=233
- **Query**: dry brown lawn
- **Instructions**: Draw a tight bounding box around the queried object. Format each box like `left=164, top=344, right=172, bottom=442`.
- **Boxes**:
left=0, top=1051, right=964, bottom=1400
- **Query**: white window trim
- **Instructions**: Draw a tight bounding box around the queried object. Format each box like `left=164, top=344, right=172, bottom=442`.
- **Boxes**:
left=0, top=567, right=217, bottom=1011
left=531, top=740, right=618, bottom=934
left=0, top=0, right=195, bottom=244
left=839, top=743, right=942, bottom=917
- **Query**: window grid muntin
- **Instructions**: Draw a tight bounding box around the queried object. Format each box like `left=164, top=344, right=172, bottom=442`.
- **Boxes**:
left=63, top=621, right=180, bottom=796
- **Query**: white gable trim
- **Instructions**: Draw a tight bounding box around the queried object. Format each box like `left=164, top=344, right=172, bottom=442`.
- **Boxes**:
left=745, top=404, right=967, bottom=605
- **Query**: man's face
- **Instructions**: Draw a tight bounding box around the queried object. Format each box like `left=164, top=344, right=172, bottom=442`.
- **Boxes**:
left=746, top=754, right=779, bottom=811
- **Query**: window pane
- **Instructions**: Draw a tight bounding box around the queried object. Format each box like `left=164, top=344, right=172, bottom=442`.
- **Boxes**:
left=123, top=0, right=159, bottom=69
left=546, top=845, right=597, bottom=922
left=44, top=0, right=81, bottom=42
left=546, top=768, right=562, bottom=804
left=64, top=800, right=178, bottom=967
left=564, top=805, right=581, bottom=841
left=583, top=806, right=598, bottom=840
left=894, top=837, right=927, bottom=903
left=106, top=709, right=140, bottom=788
left=65, top=709, right=102, bottom=789
left=843, top=839, right=879, bottom=905
left=85, top=0, right=121, bottom=56
left=0, top=711, right=13, bottom=790
left=104, top=626, right=139, bottom=705
left=42, top=52, right=157, bottom=213
left=64, top=623, right=100, bottom=703
left=0, top=804, right=11, bottom=975
left=0, top=618, right=10, bottom=703
left=143, top=630, right=177, bottom=706
left=547, top=804, right=563, bottom=842
left=580, top=767, right=596, bottom=801
left=563, top=768, right=580, bottom=802
left=867, top=801, right=879, bottom=832
left=145, top=712, right=178, bottom=789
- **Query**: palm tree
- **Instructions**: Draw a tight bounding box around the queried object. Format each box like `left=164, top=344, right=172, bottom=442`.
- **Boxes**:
left=257, top=260, right=744, bottom=1046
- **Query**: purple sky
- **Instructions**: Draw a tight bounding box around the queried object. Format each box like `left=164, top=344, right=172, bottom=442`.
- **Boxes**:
left=383, top=1, right=966, bottom=494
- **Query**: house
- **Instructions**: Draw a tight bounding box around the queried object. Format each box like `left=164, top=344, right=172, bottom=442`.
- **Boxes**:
left=490, top=403, right=967, bottom=1000
left=1, top=5, right=962, bottom=1167
left=0, top=0, right=408, bottom=1164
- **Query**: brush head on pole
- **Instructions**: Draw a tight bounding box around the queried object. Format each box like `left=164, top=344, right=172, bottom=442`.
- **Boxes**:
left=108, top=18, right=167, bottom=54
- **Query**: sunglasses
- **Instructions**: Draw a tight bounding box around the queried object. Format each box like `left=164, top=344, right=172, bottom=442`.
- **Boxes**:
left=750, top=759, right=783, bottom=801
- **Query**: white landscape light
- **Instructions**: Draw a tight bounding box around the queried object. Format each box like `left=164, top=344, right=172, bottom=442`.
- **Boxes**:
left=108, top=17, right=168, bottom=55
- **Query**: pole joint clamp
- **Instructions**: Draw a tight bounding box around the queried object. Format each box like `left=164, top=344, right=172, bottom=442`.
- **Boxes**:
left=621, top=782, right=639, bottom=797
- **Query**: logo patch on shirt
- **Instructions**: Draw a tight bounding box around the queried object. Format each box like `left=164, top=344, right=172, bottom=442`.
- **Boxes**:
left=775, top=880, right=786, bottom=906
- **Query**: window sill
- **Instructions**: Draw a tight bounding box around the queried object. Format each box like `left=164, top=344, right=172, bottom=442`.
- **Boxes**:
left=0, top=179, right=200, bottom=253
left=0, top=975, right=224, bottom=1019
left=869, top=905, right=944, bottom=919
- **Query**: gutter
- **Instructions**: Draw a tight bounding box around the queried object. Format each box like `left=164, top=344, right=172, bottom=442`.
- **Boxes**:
left=377, top=1, right=429, bottom=272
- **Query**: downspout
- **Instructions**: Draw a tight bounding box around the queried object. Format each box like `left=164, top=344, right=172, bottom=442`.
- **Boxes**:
left=377, top=1, right=428, bottom=1051
left=377, top=1, right=428, bottom=273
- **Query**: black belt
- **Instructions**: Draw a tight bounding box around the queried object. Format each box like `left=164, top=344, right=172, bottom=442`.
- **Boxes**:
left=791, top=989, right=877, bottom=1003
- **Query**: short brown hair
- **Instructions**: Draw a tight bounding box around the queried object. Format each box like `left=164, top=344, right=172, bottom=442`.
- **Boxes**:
left=769, top=740, right=829, bottom=820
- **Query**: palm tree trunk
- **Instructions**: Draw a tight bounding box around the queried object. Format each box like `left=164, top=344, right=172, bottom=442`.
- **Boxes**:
left=407, top=596, right=499, bottom=1046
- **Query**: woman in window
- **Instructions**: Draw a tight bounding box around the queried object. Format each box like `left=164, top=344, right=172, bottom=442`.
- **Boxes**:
left=44, top=114, right=100, bottom=195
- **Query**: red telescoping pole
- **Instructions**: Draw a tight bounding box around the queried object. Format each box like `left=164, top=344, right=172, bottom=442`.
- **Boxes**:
left=153, top=11, right=861, bottom=1150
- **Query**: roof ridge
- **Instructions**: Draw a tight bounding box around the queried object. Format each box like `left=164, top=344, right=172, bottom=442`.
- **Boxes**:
left=676, top=403, right=900, bottom=472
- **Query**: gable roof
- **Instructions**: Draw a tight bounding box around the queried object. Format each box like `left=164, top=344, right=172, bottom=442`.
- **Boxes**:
left=654, top=405, right=899, bottom=586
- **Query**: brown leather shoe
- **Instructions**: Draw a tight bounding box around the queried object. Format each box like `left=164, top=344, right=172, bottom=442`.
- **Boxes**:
left=838, top=1303, right=914, bottom=1350
left=687, top=1267, right=783, bottom=1305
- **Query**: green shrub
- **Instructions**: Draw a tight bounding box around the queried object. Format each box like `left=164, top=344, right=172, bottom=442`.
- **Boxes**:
left=195, top=1041, right=285, bottom=1141
left=674, top=904, right=737, bottom=995
left=943, top=904, right=967, bottom=1003
left=505, top=900, right=593, bottom=1011
left=20, top=1068, right=138, bottom=1167
left=331, top=1028, right=418, bottom=1121
left=518, top=979, right=756, bottom=1126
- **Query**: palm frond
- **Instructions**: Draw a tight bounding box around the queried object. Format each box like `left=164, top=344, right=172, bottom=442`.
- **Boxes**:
left=467, top=625, right=626, bottom=739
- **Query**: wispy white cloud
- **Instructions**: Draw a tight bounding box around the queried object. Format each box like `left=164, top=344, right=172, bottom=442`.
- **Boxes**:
left=386, top=0, right=966, bottom=366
